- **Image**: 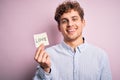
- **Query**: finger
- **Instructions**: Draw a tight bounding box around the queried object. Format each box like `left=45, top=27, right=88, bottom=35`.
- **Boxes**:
left=34, top=44, right=44, bottom=60
left=37, top=44, right=45, bottom=59
left=46, top=55, right=51, bottom=66
left=37, top=50, right=45, bottom=63
left=41, top=54, right=50, bottom=69
left=41, top=52, right=48, bottom=63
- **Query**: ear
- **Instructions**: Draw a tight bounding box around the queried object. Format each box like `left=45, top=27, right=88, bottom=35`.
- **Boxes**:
left=82, top=19, right=86, bottom=28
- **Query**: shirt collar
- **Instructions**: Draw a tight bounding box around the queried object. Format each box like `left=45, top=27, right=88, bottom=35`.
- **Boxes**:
left=61, top=37, right=87, bottom=53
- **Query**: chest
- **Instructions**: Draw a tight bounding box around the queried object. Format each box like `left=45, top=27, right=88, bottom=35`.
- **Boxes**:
left=51, top=52, right=101, bottom=80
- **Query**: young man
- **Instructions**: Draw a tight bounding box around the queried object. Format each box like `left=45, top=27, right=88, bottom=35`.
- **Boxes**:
left=33, top=1, right=112, bottom=80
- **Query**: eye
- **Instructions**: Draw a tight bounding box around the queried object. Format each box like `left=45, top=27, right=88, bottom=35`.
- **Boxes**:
left=72, top=17, right=78, bottom=21
left=61, top=19, right=68, bottom=24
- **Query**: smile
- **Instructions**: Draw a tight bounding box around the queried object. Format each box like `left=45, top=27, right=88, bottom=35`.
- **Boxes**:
left=67, top=28, right=76, bottom=33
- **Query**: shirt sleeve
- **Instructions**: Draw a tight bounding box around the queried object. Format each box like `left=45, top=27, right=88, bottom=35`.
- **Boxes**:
left=100, top=52, right=112, bottom=80
left=33, top=65, right=52, bottom=80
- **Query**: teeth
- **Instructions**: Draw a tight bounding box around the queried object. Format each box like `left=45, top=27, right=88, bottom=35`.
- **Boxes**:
left=68, top=29, right=75, bottom=32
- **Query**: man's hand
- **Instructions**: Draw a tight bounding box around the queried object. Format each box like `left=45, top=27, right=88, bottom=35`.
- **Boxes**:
left=34, top=44, right=51, bottom=73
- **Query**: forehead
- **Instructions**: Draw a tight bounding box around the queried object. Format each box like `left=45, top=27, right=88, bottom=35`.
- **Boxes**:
left=60, top=10, right=79, bottom=19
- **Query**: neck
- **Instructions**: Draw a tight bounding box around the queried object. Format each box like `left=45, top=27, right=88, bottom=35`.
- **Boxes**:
left=64, top=36, right=84, bottom=49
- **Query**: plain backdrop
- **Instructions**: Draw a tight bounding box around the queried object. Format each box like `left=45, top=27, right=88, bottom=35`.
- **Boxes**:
left=0, top=0, right=120, bottom=80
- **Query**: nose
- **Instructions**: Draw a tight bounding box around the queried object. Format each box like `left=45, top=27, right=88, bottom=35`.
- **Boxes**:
left=68, top=20, right=74, bottom=27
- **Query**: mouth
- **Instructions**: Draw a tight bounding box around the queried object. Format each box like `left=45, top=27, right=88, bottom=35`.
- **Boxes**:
left=67, top=28, right=76, bottom=34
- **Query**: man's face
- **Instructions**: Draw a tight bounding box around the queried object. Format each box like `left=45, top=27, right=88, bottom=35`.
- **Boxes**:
left=59, top=9, right=85, bottom=42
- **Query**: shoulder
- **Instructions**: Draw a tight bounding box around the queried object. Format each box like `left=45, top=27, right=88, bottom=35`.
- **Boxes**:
left=45, top=43, right=61, bottom=51
left=85, top=43, right=109, bottom=62
left=86, top=43, right=106, bottom=53
left=85, top=43, right=108, bottom=57
left=45, top=43, right=64, bottom=59
left=45, top=43, right=63, bottom=55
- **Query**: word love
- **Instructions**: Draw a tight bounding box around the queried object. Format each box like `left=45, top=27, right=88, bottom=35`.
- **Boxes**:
left=34, top=32, right=49, bottom=48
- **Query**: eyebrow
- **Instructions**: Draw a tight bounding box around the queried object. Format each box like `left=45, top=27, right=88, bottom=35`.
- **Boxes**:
left=61, top=16, right=78, bottom=19
left=60, top=18, right=68, bottom=21
left=71, top=16, right=79, bottom=18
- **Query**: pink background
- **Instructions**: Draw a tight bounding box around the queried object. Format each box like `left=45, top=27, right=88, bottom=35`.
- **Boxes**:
left=0, top=0, right=120, bottom=80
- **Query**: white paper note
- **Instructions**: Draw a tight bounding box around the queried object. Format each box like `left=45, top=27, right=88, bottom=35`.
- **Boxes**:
left=34, top=32, right=49, bottom=48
